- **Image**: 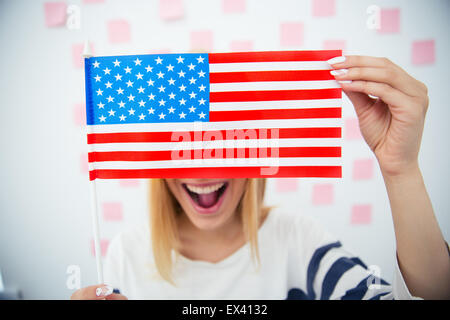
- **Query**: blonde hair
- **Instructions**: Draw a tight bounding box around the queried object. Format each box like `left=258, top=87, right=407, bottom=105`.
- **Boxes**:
left=149, top=178, right=270, bottom=284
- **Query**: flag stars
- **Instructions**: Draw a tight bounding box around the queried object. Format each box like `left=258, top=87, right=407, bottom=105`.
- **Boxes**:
left=99, top=115, right=106, bottom=122
left=138, top=113, right=146, bottom=120
left=179, top=84, right=186, bottom=92
left=178, top=70, right=185, bottom=78
left=179, top=112, right=186, bottom=119
left=105, top=81, right=112, bottom=88
left=166, top=64, right=174, bottom=71
left=159, top=112, right=166, bottom=120
left=124, top=66, right=132, bottom=74
left=168, top=78, right=176, bottom=85
left=126, top=80, right=134, bottom=87
left=196, top=56, right=205, bottom=63
left=187, top=63, right=196, bottom=71
left=138, top=100, right=146, bottom=107
left=198, top=112, right=206, bottom=119
left=92, top=61, right=100, bottom=68
left=168, top=106, right=175, bottom=113
left=155, top=57, right=163, bottom=64
left=198, top=70, right=205, bottom=78
left=189, top=106, right=196, bottom=113
left=128, top=108, right=135, bottom=115
left=106, top=96, right=114, bottom=103
left=148, top=107, right=155, bottom=114
left=96, top=88, right=103, bottom=96
left=108, top=109, right=116, bottom=116
left=179, top=98, right=186, bottom=106
left=158, top=85, right=166, bottom=93
left=134, top=58, right=142, bottom=66
left=148, top=93, right=155, bottom=100
left=113, top=59, right=121, bottom=67
left=189, top=77, right=197, bottom=84
left=119, top=114, right=126, bottom=121
left=137, top=86, right=145, bottom=93
left=128, top=94, right=135, bottom=101
left=189, top=92, right=197, bottom=99
left=159, top=99, right=166, bottom=106
left=116, top=87, right=124, bottom=95
left=118, top=101, right=125, bottom=108
left=103, top=67, right=111, bottom=75
left=198, top=84, right=206, bottom=91
left=97, top=102, right=105, bottom=109
left=147, top=79, right=154, bottom=86
left=136, top=72, right=143, bottom=80
left=145, top=65, right=153, bottom=72
left=198, top=98, right=206, bottom=105
left=114, top=74, right=122, bottom=81
left=94, top=75, right=101, bottom=82
left=157, top=71, right=165, bottom=79
left=176, top=56, right=184, bottom=64
left=168, top=92, right=176, bottom=99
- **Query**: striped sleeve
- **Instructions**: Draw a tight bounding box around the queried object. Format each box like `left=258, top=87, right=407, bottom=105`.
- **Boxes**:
left=295, top=216, right=422, bottom=300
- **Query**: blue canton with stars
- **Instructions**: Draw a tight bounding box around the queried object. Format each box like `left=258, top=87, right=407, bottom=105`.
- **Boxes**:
left=85, top=53, right=210, bottom=125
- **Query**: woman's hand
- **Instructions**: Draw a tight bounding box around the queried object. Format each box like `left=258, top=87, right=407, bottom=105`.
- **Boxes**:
left=328, top=55, right=429, bottom=177
left=70, top=284, right=128, bottom=300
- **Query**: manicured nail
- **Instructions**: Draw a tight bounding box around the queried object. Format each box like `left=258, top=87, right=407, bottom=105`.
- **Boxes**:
left=327, top=56, right=346, bottom=65
left=330, top=69, right=348, bottom=76
left=338, top=80, right=352, bottom=84
left=96, top=285, right=114, bottom=297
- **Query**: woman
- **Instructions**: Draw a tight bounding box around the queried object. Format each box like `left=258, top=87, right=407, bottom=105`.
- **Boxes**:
left=72, top=55, right=450, bottom=300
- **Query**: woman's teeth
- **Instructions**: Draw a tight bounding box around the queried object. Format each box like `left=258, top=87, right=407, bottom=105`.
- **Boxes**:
left=185, top=182, right=225, bottom=195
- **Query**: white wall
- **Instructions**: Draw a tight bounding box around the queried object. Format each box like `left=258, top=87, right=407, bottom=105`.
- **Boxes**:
left=0, top=0, right=448, bottom=299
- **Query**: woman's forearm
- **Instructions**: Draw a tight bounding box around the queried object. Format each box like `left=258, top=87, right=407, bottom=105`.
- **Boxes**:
left=382, top=165, right=450, bottom=299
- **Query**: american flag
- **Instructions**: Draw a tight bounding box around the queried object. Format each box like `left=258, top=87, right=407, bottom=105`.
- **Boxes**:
left=84, top=50, right=342, bottom=180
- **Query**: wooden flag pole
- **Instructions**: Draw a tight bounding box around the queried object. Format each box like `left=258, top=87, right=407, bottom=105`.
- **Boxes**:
left=83, top=41, right=104, bottom=284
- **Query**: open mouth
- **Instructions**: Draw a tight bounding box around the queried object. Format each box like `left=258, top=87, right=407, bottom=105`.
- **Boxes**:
left=182, top=181, right=229, bottom=212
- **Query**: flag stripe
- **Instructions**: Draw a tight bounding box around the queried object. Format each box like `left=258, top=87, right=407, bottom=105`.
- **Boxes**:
left=89, top=147, right=341, bottom=162
left=89, top=165, right=342, bottom=180
left=209, top=70, right=335, bottom=83
left=208, top=50, right=341, bottom=63
left=210, top=80, right=339, bottom=92
left=209, top=89, right=341, bottom=102
left=87, top=119, right=343, bottom=133
left=209, top=108, right=341, bottom=122
left=88, top=138, right=341, bottom=152
left=209, top=99, right=341, bottom=111
left=209, top=61, right=332, bottom=72
left=87, top=127, right=341, bottom=144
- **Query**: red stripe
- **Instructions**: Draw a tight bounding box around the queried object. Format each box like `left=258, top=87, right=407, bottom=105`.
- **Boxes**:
left=87, top=127, right=341, bottom=144
left=208, top=50, right=341, bottom=63
left=209, top=88, right=341, bottom=102
left=209, top=70, right=334, bottom=83
left=209, top=108, right=341, bottom=121
left=89, top=166, right=342, bottom=180
left=88, top=147, right=341, bottom=162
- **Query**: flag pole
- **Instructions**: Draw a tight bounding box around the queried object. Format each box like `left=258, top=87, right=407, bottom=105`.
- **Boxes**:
left=83, top=40, right=104, bottom=284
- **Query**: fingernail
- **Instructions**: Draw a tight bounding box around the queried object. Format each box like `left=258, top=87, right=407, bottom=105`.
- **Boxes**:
left=327, top=56, right=346, bottom=65
left=96, top=285, right=114, bottom=297
left=338, top=80, right=352, bottom=84
left=330, top=69, right=348, bottom=76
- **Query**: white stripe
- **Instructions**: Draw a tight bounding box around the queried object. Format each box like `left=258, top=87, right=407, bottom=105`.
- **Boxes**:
left=209, top=61, right=332, bottom=73
left=91, top=157, right=342, bottom=170
left=89, top=138, right=341, bottom=152
left=210, top=98, right=341, bottom=111
left=88, top=118, right=342, bottom=134
left=210, top=80, right=339, bottom=92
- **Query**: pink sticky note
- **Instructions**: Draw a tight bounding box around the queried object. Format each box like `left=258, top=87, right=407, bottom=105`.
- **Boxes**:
left=108, top=19, right=131, bottom=44
left=102, top=202, right=124, bottom=221
left=312, top=183, right=334, bottom=205
left=323, top=40, right=346, bottom=52
left=350, top=204, right=372, bottom=225
left=223, top=0, right=246, bottom=13
left=352, top=158, right=374, bottom=180
left=72, top=42, right=95, bottom=69
left=275, top=178, right=299, bottom=193
left=190, top=30, right=214, bottom=52
left=230, top=40, right=254, bottom=52
left=73, top=103, right=86, bottom=126
left=119, top=180, right=141, bottom=187
left=80, top=153, right=88, bottom=174
left=377, top=8, right=400, bottom=34
left=312, top=0, right=335, bottom=17
left=344, top=118, right=363, bottom=140
left=159, top=0, right=184, bottom=20
left=91, top=239, right=110, bottom=257
left=412, top=40, right=435, bottom=65
left=280, top=22, right=304, bottom=47
left=44, top=2, right=67, bottom=27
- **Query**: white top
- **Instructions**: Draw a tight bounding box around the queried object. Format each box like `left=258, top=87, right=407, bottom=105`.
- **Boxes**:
left=104, top=212, right=421, bottom=300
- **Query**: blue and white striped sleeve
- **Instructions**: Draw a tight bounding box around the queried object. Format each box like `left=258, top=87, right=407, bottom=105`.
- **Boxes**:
left=294, top=215, right=422, bottom=300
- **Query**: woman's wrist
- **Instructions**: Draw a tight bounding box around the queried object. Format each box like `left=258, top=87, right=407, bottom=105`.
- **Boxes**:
left=380, top=161, right=422, bottom=186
